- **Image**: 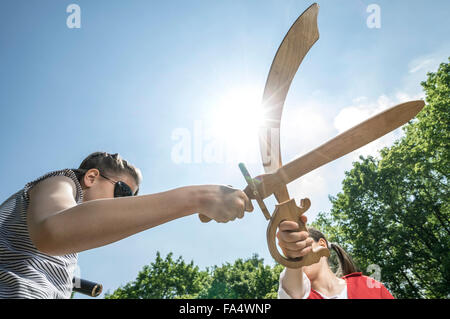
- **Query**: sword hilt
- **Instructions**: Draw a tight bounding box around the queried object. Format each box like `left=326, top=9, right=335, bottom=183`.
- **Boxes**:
left=238, top=163, right=271, bottom=220
left=198, top=163, right=272, bottom=223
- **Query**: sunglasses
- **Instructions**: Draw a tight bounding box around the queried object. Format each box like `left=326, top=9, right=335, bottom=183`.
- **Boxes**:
left=100, top=173, right=138, bottom=197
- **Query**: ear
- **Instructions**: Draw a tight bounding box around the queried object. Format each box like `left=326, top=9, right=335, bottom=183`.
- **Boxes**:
left=318, top=238, right=328, bottom=248
left=83, top=168, right=100, bottom=188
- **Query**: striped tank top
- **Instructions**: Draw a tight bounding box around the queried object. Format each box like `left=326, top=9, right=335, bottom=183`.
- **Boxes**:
left=0, top=169, right=83, bottom=299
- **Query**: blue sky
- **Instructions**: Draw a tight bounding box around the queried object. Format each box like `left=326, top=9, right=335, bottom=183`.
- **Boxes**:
left=0, top=0, right=448, bottom=298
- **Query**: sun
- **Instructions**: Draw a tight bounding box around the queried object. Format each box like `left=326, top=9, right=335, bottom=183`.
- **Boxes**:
left=208, top=87, right=265, bottom=148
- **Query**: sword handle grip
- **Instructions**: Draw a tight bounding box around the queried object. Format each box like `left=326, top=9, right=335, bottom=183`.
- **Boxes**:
left=198, top=184, right=243, bottom=223
left=266, top=198, right=330, bottom=268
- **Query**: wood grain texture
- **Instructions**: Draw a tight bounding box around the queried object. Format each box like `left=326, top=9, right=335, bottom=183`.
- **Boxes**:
left=259, top=3, right=319, bottom=204
left=278, top=100, right=425, bottom=186
left=245, top=100, right=425, bottom=200
left=257, top=3, right=328, bottom=268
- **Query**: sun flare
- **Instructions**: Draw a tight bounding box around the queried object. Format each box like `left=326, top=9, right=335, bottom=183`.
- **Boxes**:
left=208, top=87, right=265, bottom=147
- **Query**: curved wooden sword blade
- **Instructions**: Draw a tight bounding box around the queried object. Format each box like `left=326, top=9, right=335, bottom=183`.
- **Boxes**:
left=259, top=3, right=320, bottom=203
left=246, top=100, right=425, bottom=200
left=198, top=4, right=319, bottom=223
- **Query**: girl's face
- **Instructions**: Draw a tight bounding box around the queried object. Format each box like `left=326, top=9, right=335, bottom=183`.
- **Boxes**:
left=81, top=169, right=138, bottom=202
left=302, top=238, right=328, bottom=280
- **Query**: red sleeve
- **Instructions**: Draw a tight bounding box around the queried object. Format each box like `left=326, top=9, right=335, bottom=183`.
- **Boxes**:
left=345, top=274, right=395, bottom=299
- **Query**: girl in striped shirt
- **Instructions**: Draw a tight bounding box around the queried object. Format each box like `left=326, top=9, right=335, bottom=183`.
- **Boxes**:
left=0, top=151, right=252, bottom=298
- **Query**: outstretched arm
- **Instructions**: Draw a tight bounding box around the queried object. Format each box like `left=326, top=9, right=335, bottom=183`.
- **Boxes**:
left=277, top=219, right=312, bottom=298
left=27, top=176, right=252, bottom=256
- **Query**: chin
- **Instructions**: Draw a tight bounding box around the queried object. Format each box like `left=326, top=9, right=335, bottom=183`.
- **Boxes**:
left=303, top=265, right=318, bottom=279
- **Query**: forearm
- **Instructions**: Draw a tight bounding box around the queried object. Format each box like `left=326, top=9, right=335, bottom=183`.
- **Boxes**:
left=37, top=186, right=200, bottom=255
left=281, top=268, right=305, bottom=299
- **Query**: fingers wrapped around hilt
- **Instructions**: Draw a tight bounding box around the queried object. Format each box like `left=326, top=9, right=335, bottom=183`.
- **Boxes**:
left=267, top=198, right=330, bottom=268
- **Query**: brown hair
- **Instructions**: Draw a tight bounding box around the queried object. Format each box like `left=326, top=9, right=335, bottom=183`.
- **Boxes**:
left=307, top=227, right=358, bottom=276
left=74, top=152, right=143, bottom=194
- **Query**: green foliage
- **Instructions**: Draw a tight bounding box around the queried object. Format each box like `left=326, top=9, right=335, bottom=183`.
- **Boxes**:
left=104, top=252, right=209, bottom=299
left=314, top=58, right=450, bottom=298
left=198, top=254, right=283, bottom=299
left=104, top=252, right=282, bottom=299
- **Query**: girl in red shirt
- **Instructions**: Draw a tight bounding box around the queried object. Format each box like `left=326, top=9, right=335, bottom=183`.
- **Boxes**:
left=277, top=220, right=394, bottom=299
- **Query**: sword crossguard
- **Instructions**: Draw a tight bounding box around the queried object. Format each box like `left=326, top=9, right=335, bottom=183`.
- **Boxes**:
left=238, top=163, right=271, bottom=220
left=239, top=163, right=330, bottom=268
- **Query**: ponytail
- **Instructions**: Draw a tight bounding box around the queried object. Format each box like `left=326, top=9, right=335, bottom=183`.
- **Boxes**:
left=307, top=227, right=358, bottom=276
left=329, top=242, right=358, bottom=276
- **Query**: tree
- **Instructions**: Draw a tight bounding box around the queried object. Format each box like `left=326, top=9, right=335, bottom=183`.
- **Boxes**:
left=198, top=254, right=283, bottom=299
left=104, top=252, right=282, bottom=299
left=104, top=252, right=209, bottom=299
left=314, top=58, right=449, bottom=298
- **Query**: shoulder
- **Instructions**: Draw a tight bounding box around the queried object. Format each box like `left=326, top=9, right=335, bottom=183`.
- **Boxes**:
left=25, top=169, right=83, bottom=204
left=29, top=175, right=76, bottom=200
left=343, top=273, right=394, bottom=299
left=25, top=169, right=84, bottom=223
left=343, top=272, right=377, bottom=287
